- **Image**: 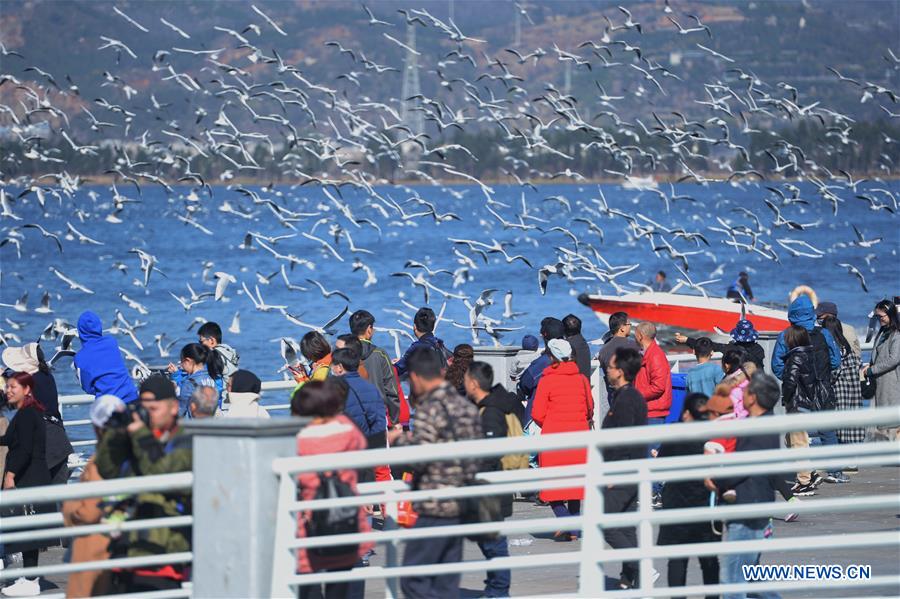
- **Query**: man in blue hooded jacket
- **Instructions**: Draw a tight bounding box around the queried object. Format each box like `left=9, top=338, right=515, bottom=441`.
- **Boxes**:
left=770, top=294, right=841, bottom=379
left=74, top=310, right=139, bottom=403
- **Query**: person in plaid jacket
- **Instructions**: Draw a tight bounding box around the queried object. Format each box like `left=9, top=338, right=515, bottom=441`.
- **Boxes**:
left=821, top=316, right=866, bottom=444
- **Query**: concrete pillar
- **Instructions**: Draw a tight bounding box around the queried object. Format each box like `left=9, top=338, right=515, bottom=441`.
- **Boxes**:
left=185, top=418, right=306, bottom=599
left=472, top=345, right=524, bottom=392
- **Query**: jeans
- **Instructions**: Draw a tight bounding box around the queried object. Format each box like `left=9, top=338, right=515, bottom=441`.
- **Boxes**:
left=401, top=516, right=462, bottom=599
left=525, top=420, right=541, bottom=469
left=720, top=522, right=781, bottom=599
left=647, top=417, right=666, bottom=494
left=477, top=536, right=511, bottom=597
left=808, top=427, right=842, bottom=476
left=550, top=500, right=581, bottom=537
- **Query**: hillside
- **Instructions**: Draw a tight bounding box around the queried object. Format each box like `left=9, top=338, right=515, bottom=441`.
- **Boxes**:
left=1, top=0, right=896, bottom=131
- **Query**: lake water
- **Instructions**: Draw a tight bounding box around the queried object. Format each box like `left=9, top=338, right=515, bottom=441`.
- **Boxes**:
left=2, top=181, right=897, bottom=418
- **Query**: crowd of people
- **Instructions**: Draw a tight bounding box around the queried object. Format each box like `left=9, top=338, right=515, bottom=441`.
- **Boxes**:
left=0, top=289, right=897, bottom=598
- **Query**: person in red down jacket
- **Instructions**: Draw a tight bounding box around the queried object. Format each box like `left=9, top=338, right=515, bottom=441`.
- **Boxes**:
left=634, top=321, right=673, bottom=503
left=290, top=380, right=373, bottom=599
left=531, top=338, right=594, bottom=542
left=634, top=322, right=672, bottom=422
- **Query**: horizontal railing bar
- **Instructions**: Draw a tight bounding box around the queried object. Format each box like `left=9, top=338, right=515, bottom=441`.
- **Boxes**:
left=290, top=476, right=585, bottom=512
left=59, top=395, right=94, bottom=405
left=1, top=512, right=64, bottom=531
left=601, top=453, right=900, bottom=486
left=58, top=379, right=297, bottom=407
left=645, top=439, right=897, bottom=472
left=97, top=590, right=191, bottom=599
left=0, top=552, right=193, bottom=581
left=596, top=530, right=900, bottom=564
left=283, top=494, right=898, bottom=550
left=72, top=439, right=97, bottom=447
left=598, top=494, right=899, bottom=528
left=478, top=441, right=898, bottom=485
left=614, top=575, right=900, bottom=599
left=357, top=479, right=408, bottom=494
left=283, top=444, right=897, bottom=512
left=286, top=551, right=582, bottom=586
left=289, top=515, right=581, bottom=550
left=0, top=472, right=193, bottom=509
left=478, top=464, right=586, bottom=482
left=0, top=515, right=192, bottom=544
left=271, top=407, right=900, bottom=474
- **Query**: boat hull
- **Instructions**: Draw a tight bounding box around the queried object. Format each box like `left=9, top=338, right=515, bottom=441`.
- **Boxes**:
left=578, top=292, right=789, bottom=334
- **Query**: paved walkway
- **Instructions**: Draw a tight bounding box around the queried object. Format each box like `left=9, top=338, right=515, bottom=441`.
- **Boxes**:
left=17, top=465, right=900, bottom=598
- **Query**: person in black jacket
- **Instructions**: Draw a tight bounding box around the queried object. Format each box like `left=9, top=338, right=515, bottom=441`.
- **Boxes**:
left=781, top=325, right=847, bottom=486
left=464, top=361, right=521, bottom=598
left=674, top=319, right=765, bottom=371
left=601, top=347, right=649, bottom=590
left=1, top=343, right=71, bottom=486
left=0, top=372, right=53, bottom=596
left=563, top=314, right=592, bottom=380
left=711, top=373, right=781, bottom=599
left=656, top=393, right=720, bottom=599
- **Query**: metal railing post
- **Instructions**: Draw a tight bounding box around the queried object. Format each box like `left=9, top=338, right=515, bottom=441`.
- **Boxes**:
left=271, top=471, right=301, bottom=599
left=185, top=417, right=305, bottom=598
left=383, top=488, right=401, bottom=599
left=637, top=467, right=654, bottom=594
left=578, top=432, right=606, bottom=595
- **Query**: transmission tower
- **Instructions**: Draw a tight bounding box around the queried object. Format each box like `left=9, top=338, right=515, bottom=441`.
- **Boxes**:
left=399, top=23, right=424, bottom=169
left=514, top=6, right=521, bottom=46
left=564, top=60, right=572, bottom=96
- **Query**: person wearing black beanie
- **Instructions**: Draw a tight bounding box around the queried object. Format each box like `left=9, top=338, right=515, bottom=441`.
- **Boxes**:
left=229, top=370, right=262, bottom=394
left=225, top=369, right=269, bottom=419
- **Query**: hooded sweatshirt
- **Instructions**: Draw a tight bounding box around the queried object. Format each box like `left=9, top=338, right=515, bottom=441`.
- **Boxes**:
left=224, top=392, right=270, bottom=419
left=214, top=343, right=240, bottom=378
left=74, top=311, right=138, bottom=403
left=771, top=296, right=840, bottom=379
left=359, top=339, right=401, bottom=424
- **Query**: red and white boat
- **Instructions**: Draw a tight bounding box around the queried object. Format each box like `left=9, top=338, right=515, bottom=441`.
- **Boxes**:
left=578, top=291, right=789, bottom=334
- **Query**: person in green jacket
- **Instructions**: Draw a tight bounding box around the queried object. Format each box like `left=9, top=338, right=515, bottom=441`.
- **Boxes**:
left=94, top=375, right=192, bottom=593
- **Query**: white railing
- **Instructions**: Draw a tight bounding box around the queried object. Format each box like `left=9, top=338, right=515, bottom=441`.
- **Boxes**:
left=269, top=406, right=900, bottom=599
left=0, top=472, right=193, bottom=598
left=3, top=405, right=896, bottom=597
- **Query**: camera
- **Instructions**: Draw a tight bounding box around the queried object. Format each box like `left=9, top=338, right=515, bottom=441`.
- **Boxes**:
left=0, top=369, right=11, bottom=410
left=106, top=402, right=151, bottom=429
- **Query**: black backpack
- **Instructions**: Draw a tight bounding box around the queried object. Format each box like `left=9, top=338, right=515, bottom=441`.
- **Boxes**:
left=435, top=340, right=452, bottom=369
left=305, top=472, right=359, bottom=557
left=807, top=327, right=836, bottom=410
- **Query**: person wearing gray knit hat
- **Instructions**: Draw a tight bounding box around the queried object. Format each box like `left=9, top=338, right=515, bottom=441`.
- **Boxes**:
left=547, top=338, right=573, bottom=362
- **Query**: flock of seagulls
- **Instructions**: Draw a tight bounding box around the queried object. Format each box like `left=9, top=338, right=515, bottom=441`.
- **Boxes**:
left=0, top=2, right=897, bottom=378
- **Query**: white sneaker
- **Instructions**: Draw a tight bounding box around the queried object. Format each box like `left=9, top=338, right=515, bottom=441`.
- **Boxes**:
left=2, top=577, right=41, bottom=597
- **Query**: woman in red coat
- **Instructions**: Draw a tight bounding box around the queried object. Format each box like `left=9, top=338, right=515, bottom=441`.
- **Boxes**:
left=531, top=338, right=594, bottom=541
